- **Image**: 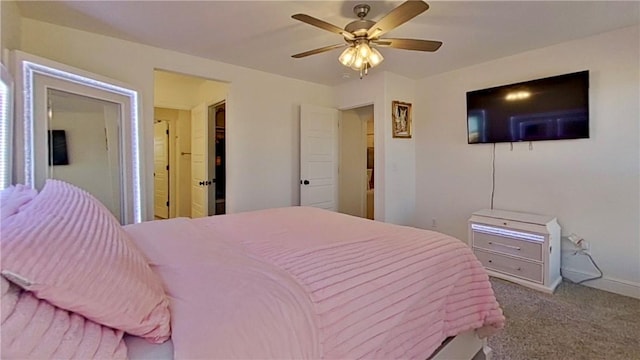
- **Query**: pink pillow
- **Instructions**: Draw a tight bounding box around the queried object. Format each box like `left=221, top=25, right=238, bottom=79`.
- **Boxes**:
left=0, top=180, right=171, bottom=343
left=0, top=184, right=38, bottom=221
left=1, top=276, right=128, bottom=359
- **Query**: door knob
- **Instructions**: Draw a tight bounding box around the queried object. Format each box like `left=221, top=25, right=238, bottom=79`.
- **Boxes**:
left=199, top=181, right=204, bottom=186
left=303, top=180, right=310, bottom=185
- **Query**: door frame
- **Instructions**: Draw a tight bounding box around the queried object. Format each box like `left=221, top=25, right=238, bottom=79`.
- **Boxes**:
left=338, top=102, right=376, bottom=220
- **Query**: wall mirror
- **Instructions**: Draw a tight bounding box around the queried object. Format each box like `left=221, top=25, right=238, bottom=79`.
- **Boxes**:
left=12, top=51, right=143, bottom=224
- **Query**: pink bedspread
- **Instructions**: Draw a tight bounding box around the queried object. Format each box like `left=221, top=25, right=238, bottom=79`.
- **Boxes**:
left=125, top=207, right=504, bottom=359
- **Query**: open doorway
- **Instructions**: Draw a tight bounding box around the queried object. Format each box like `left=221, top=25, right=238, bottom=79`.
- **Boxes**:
left=153, top=70, right=228, bottom=219
left=339, top=105, right=374, bottom=220
left=208, top=101, right=226, bottom=215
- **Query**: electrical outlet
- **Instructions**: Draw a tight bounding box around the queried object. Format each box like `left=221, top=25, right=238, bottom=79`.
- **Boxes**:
left=580, top=240, right=590, bottom=253
left=568, top=233, right=582, bottom=244
left=565, top=233, right=590, bottom=253
left=431, top=218, right=437, bottom=229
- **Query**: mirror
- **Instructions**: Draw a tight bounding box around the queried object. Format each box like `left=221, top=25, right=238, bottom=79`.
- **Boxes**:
left=47, top=89, right=123, bottom=221
left=0, top=63, right=14, bottom=189
left=12, top=51, right=143, bottom=224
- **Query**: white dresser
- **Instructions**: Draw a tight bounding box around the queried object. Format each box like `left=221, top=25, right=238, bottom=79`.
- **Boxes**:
left=468, top=209, right=562, bottom=293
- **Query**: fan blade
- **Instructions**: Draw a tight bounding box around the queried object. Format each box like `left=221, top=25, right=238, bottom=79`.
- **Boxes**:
left=291, top=44, right=347, bottom=58
left=372, top=38, right=442, bottom=52
left=367, top=1, right=429, bottom=39
left=292, top=14, right=355, bottom=40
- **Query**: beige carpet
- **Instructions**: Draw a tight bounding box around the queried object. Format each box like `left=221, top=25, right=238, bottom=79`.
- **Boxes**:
left=488, top=278, right=640, bottom=360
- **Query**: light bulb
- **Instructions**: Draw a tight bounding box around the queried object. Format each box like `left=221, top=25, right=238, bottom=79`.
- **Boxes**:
left=357, top=43, right=371, bottom=58
left=338, top=47, right=357, bottom=67
left=351, top=54, right=365, bottom=70
left=368, top=48, right=384, bottom=67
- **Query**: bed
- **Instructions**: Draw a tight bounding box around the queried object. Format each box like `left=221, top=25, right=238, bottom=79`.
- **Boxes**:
left=1, top=180, right=504, bottom=359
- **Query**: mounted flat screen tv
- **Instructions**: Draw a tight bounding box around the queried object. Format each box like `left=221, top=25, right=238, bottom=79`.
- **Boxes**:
left=466, top=70, right=589, bottom=144
left=48, top=130, right=69, bottom=166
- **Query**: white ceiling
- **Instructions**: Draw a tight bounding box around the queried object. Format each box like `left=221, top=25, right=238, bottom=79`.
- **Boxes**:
left=16, top=1, right=640, bottom=86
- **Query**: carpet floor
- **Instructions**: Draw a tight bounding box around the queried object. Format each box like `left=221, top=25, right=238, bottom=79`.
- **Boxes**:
left=487, top=278, right=640, bottom=360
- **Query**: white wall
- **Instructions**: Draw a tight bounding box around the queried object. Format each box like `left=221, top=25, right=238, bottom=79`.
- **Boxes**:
left=154, top=70, right=228, bottom=110
left=414, top=25, right=640, bottom=297
left=19, top=18, right=334, bottom=218
left=382, top=73, right=416, bottom=225
left=50, top=109, right=121, bottom=220
left=334, top=72, right=417, bottom=225
left=0, top=0, right=20, bottom=63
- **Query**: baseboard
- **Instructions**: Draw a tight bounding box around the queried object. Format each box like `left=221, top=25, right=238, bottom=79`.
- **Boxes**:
left=561, top=267, right=640, bottom=299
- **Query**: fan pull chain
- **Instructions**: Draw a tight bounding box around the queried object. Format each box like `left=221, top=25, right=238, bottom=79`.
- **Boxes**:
left=360, top=62, right=369, bottom=79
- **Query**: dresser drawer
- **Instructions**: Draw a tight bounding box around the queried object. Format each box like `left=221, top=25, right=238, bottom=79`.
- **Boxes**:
left=474, top=250, right=543, bottom=283
left=473, top=232, right=542, bottom=261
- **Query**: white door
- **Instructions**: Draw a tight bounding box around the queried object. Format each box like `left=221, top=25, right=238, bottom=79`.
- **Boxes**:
left=153, top=121, right=169, bottom=219
left=300, top=104, right=339, bottom=210
left=191, top=103, right=208, bottom=218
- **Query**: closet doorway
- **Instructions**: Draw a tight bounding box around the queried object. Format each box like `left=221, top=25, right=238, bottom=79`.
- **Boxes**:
left=339, top=105, right=374, bottom=220
left=208, top=102, right=225, bottom=215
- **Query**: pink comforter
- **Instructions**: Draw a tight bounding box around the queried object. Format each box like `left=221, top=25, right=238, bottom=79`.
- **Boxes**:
left=125, top=207, right=504, bottom=359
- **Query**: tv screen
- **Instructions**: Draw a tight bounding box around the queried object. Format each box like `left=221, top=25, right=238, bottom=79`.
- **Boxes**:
left=48, top=130, right=69, bottom=166
left=466, top=71, right=589, bottom=144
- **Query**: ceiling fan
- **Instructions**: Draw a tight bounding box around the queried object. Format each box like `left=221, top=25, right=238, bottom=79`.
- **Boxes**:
left=291, top=0, right=442, bottom=78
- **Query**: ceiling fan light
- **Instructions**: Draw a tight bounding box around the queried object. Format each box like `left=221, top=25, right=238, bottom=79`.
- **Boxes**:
left=368, top=47, right=384, bottom=67
left=338, top=47, right=357, bottom=67
left=357, top=43, right=371, bottom=58
left=293, top=2, right=443, bottom=79
left=351, top=54, right=365, bottom=70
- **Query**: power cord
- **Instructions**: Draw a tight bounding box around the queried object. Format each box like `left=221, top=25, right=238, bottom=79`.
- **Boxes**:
left=561, top=250, right=604, bottom=284
left=490, top=142, right=496, bottom=209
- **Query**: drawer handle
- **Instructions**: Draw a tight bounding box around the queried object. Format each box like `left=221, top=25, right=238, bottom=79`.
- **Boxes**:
left=487, top=260, right=522, bottom=271
left=488, top=241, right=521, bottom=251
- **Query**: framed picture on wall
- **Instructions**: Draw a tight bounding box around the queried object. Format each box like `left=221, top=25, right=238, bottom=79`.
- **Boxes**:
left=392, top=101, right=412, bottom=138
